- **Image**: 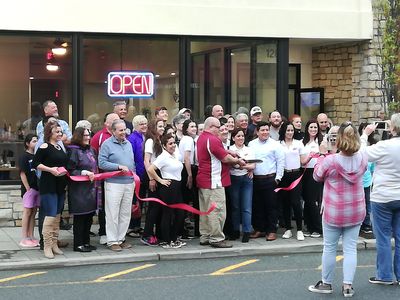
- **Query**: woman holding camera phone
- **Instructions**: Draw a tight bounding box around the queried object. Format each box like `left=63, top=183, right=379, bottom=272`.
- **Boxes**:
left=361, top=114, right=400, bottom=286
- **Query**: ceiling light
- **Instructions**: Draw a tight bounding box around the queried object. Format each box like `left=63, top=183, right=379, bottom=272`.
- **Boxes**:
left=170, top=72, right=176, bottom=76
left=52, top=38, right=67, bottom=55
left=155, top=74, right=160, bottom=78
left=29, top=76, right=34, bottom=80
left=46, top=51, right=59, bottom=72
left=46, top=64, right=59, bottom=71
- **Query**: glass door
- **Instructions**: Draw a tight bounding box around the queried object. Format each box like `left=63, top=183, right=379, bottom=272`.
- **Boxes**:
left=230, top=48, right=251, bottom=114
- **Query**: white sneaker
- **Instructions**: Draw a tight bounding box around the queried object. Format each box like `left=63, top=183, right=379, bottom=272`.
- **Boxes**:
left=311, top=232, right=321, bottom=238
left=282, top=230, right=292, bottom=239
left=99, top=235, right=107, bottom=245
left=297, top=231, right=305, bottom=241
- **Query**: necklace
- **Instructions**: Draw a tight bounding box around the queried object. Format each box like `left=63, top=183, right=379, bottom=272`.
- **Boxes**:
left=53, top=144, right=61, bottom=150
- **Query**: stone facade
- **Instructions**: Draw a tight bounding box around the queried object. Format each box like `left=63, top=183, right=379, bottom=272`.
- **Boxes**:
left=312, top=3, right=384, bottom=125
left=0, top=186, right=73, bottom=227
left=0, top=186, right=25, bottom=227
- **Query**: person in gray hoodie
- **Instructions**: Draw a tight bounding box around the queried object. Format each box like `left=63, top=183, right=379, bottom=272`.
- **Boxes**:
left=98, top=119, right=135, bottom=251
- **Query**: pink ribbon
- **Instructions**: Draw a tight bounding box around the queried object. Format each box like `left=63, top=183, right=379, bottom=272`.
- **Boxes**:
left=274, top=171, right=304, bottom=192
left=58, top=167, right=216, bottom=215
left=274, top=153, right=330, bottom=192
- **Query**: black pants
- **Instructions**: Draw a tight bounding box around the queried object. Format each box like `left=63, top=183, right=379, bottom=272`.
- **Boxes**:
left=223, top=189, right=233, bottom=236
left=252, top=177, right=278, bottom=234
left=302, top=168, right=322, bottom=233
left=278, top=171, right=303, bottom=231
left=143, top=171, right=162, bottom=238
left=129, top=177, right=147, bottom=230
left=180, top=165, right=199, bottom=236
left=159, top=180, right=184, bottom=243
left=73, top=213, right=94, bottom=248
left=98, top=182, right=106, bottom=236
left=38, top=206, right=45, bottom=247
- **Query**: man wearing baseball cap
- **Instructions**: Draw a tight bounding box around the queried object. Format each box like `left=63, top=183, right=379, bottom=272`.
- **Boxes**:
left=178, top=108, right=192, bottom=119
left=246, top=106, right=263, bottom=142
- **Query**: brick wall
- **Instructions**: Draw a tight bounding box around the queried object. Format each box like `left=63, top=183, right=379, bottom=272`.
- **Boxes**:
left=0, top=186, right=73, bottom=227
left=312, top=3, right=384, bottom=125
left=0, top=186, right=24, bottom=226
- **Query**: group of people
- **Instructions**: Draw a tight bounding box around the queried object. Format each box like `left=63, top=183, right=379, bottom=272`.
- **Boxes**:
left=17, top=100, right=399, bottom=296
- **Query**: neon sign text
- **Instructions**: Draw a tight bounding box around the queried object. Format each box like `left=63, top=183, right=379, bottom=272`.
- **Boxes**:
left=107, top=71, right=154, bottom=98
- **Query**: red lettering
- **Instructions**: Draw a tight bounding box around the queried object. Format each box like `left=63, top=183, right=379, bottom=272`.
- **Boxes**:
left=108, top=72, right=154, bottom=97
left=110, top=75, right=123, bottom=94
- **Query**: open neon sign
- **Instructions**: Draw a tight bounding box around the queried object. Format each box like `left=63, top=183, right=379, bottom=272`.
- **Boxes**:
left=107, top=71, right=154, bottom=98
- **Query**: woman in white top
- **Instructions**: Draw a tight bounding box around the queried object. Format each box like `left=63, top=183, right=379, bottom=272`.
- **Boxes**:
left=362, top=114, right=400, bottom=285
left=278, top=122, right=308, bottom=241
left=179, top=119, right=199, bottom=236
left=226, top=128, right=255, bottom=243
left=141, top=119, right=165, bottom=246
left=147, top=133, right=185, bottom=249
left=302, top=119, right=323, bottom=238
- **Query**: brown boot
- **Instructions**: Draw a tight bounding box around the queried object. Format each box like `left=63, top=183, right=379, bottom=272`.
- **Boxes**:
left=51, top=215, right=64, bottom=255
left=43, top=217, right=55, bottom=259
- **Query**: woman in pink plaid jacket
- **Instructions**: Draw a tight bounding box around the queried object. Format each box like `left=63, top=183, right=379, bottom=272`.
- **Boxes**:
left=308, top=122, right=367, bottom=298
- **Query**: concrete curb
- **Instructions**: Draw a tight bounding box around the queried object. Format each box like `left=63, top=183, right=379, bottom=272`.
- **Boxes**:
left=0, top=239, right=379, bottom=271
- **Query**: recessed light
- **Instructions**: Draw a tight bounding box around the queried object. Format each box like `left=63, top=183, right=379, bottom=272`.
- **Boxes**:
left=29, top=76, right=34, bottom=80
left=170, top=72, right=176, bottom=76
left=155, top=74, right=160, bottom=78
left=46, top=64, right=59, bottom=71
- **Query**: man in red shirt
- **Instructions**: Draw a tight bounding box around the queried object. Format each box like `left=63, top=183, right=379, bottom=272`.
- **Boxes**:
left=90, top=112, right=119, bottom=244
left=91, top=113, right=120, bottom=154
left=196, top=117, right=245, bottom=248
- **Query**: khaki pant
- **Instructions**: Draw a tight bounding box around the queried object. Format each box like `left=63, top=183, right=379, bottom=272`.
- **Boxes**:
left=104, top=182, right=135, bottom=246
left=199, top=187, right=226, bottom=243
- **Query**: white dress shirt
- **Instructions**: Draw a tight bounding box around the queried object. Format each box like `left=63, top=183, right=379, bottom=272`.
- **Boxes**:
left=248, top=137, right=285, bottom=180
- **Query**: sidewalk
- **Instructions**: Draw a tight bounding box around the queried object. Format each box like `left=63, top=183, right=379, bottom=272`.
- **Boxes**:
left=0, top=225, right=378, bottom=271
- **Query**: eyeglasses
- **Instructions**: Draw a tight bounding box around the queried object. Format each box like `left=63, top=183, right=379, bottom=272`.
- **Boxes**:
left=212, top=125, right=221, bottom=129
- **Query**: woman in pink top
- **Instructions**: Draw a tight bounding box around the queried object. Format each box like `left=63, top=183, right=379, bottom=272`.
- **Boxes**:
left=308, top=122, right=367, bottom=298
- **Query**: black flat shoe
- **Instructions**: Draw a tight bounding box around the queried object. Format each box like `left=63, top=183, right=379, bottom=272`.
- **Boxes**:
left=84, top=244, right=97, bottom=251
left=242, top=232, right=250, bottom=243
left=74, top=245, right=92, bottom=252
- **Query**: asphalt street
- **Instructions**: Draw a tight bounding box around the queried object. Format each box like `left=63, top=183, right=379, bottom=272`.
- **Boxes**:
left=0, top=249, right=398, bottom=300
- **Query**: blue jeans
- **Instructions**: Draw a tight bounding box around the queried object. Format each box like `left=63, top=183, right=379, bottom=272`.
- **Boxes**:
left=227, top=175, right=253, bottom=233
left=371, top=201, right=400, bottom=281
left=40, top=193, right=65, bottom=217
left=321, top=222, right=361, bottom=285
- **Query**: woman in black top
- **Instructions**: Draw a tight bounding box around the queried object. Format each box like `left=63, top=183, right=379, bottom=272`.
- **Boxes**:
left=33, top=121, right=68, bottom=259
left=66, top=127, right=97, bottom=252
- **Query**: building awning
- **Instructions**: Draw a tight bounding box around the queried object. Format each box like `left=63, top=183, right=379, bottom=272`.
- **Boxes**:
left=0, top=0, right=373, bottom=40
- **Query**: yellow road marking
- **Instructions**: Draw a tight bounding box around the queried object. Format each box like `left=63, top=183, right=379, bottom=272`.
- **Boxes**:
left=0, top=264, right=375, bottom=289
left=93, top=264, right=156, bottom=282
left=0, top=272, right=47, bottom=283
left=210, top=259, right=259, bottom=276
left=317, top=255, right=344, bottom=270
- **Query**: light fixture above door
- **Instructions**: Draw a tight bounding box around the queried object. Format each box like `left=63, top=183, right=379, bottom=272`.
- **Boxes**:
left=46, top=51, right=59, bottom=71
left=52, top=38, right=68, bottom=55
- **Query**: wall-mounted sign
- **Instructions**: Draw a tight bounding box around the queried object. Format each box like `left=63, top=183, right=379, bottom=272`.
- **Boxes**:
left=107, top=71, right=154, bottom=98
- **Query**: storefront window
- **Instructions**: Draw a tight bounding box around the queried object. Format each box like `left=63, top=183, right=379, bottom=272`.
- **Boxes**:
left=0, top=35, right=72, bottom=182
left=230, top=48, right=251, bottom=113
left=256, top=43, right=277, bottom=114
left=82, top=37, right=179, bottom=132
left=190, top=39, right=279, bottom=121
